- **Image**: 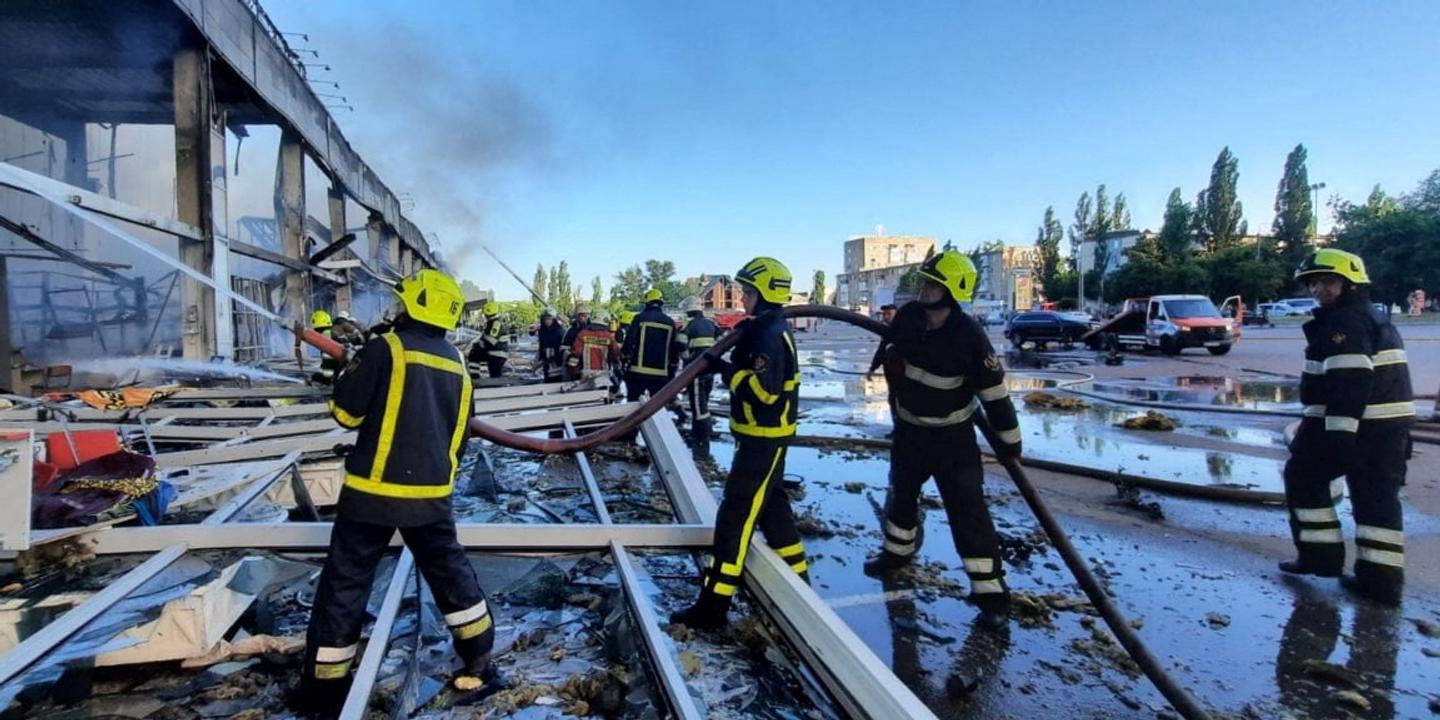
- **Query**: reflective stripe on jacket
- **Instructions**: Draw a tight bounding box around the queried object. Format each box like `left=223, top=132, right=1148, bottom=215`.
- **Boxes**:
left=330, top=325, right=473, bottom=507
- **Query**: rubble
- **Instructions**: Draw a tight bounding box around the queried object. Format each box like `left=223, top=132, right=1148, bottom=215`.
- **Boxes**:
left=1117, top=411, right=1178, bottom=431
left=1022, top=391, right=1088, bottom=410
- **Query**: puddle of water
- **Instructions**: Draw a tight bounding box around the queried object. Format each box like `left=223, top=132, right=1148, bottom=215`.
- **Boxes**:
left=1089, top=376, right=1301, bottom=411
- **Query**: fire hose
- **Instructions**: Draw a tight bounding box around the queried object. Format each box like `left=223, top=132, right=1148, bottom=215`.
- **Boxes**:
left=297, top=307, right=1212, bottom=719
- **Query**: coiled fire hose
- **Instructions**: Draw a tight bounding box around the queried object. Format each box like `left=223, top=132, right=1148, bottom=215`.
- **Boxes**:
left=297, top=308, right=1212, bottom=719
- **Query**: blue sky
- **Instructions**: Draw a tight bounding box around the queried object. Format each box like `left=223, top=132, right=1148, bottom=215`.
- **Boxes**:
left=265, top=1, right=1440, bottom=300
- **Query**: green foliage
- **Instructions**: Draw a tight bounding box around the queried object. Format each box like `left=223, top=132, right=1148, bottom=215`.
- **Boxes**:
left=1046, top=270, right=1078, bottom=303
left=1112, top=193, right=1132, bottom=231
left=1200, top=245, right=1289, bottom=305
left=503, top=300, right=540, bottom=329
left=812, top=270, right=826, bottom=304
left=1273, top=144, right=1313, bottom=264
left=1069, top=191, right=1092, bottom=272
left=1332, top=171, right=1440, bottom=306
left=590, top=276, right=603, bottom=306
left=1034, top=205, right=1066, bottom=294
left=532, top=264, right=548, bottom=307
left=611, top=265, right=646, bottom=306
left=1156, top=188, right=1195, bottom=265
left=1197, top=147, right=1244, bottom=252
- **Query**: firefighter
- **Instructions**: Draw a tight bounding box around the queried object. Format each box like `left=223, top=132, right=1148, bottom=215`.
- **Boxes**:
left=677, top=296, right=719, bottom=429
left=615, top=310, right=636, bottom=348
left=299, top=269, right=497, bottom=711
left=861, top=250, right=1023, bottom=631
left=309, top=310, right=342, bottom=386
left=622, top=289, right=684, bottom=404
left=467, top=302, right=508, bottom=379
left=331, top=310, right=366, bottom=348
left=536, top=307, right=566, bottom=383
left=566, top=310, right=621, bottom=380
left=670, top=257, right=806, bottom=630
left=1280, top=248, right=1413, bottom=606
left=561, top=303, right=590, bottom=353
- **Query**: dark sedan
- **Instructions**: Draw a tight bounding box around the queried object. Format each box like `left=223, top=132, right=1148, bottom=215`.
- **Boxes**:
left=1004, top=311, right=1090, bottom=349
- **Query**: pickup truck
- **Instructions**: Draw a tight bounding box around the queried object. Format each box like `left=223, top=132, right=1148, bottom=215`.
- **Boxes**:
left=1082, top=295, right=1243, bottom=355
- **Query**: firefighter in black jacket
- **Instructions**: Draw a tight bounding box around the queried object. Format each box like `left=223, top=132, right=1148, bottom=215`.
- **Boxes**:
left=300, top=269, right=497, bottom=709
left=467, top=302, right=508, bottom=379
left=536, top=307, right=566, bottom=383
left=671, top=257, right=807, bottom=629
left=861, top=250, right=1023, bottom=631
left=677, top=296, right=720, bottom=428
left=621, top=289, right=683, bottom=402
left=1280, top=249, right=1413, bottom=606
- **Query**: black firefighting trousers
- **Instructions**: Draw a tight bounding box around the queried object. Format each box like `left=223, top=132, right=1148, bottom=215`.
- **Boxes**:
left=624, top=372, right=668, bottom=403
left=880, top=421, right=1009, bottom=611
left=304, top=516, right=494, bottom=693
left=1283, top=425, right=1407, bottom=594
left=698, top=438, right=808, bottom=609
left=686, top=372, right=714, bottom=422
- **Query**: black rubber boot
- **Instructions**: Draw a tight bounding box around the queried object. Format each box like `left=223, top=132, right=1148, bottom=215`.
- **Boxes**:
left=1339, top=574, right=1402, bottom=607
left=973, top=608, right=1010, bottom=632
left=862, top=550, right=912, bottom=577
left=1278, top=559, right=1341, bottom=577
left=669, top=591, right=731, bottom=630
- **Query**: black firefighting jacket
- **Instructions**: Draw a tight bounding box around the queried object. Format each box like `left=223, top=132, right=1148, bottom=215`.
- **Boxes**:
left=623, top=303, right=682, bottom=378
left=678, top=314, right=720, bottom=365
left=1294, top=292, right=1414, bottom=462
left=329, top=321, right=473, bottom=526
left=882, top=301, right=1022, bottom=455
left=713, top=310, right=799, bottom=440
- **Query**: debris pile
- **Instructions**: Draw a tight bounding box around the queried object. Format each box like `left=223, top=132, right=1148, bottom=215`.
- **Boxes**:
left=1023, top=391, right=1088, bottom=410
left=1116, top=411, right=1178, bottom=431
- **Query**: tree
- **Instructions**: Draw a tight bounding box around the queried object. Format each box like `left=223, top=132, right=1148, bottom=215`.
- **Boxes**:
left=532, top=263, right=548, bottom=307
left=590, top=276, right=603, bottom=306
left=812, top=270, right=826, bottom=304
left=1201, top=245, right=1289, bottom=305
left=610, top=265, right=646, bottom=306
left=643, top=260, right=676, bottom=290
left=549, top=261, right=573, bottom=314
left=1331, top=170, right=1440, bottom=306
left=1091, top=185, right=1115, bottom=305
left=1112, top=193, right=1132, bottom=230
left=1034, top=205, right=1065, bottom=295
left=1070, top=192, right=1093, bottom=299
left=1156, top=188, right=1195, bottom=265
left=1198, top=147, right=1245, bottom=253
left=1273, top=143, right=1314, bottom=264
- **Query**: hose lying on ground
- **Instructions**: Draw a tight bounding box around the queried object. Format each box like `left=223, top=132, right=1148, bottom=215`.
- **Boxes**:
left=778, top=433, right=1285, bottom=506
left=297, top=306, right=1212, bottom=719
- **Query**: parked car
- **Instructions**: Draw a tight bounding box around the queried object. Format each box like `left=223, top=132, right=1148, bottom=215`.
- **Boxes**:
left=1256, top=302, right=1297, bottom=317
left=1278, top=297, right=1319, bottom=315
left=1005, top=311, right=1091, bottom=349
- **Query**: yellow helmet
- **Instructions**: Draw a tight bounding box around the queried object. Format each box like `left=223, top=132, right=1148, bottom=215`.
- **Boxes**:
left=918, top=250, right=977, bottom=303
left=310, top=309, right=333, bottom=329
left=619, top=310, right=636, bottom=324
left=643, top=288, right=663, bottom=303
left=1295, top=248, right=1369, bottom=284
left=482, top=301, right=500, bottom=316
left=392, top=268, right=466, bottom=331
left=735, top=256, right=792, bottom=305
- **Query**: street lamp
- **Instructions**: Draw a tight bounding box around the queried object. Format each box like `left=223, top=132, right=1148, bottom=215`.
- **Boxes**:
left=1308, top=182, right=1327, bottom=237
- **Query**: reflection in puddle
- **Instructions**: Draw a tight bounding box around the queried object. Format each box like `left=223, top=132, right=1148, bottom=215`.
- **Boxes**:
left=1088, top=376, right=1301, bottom=411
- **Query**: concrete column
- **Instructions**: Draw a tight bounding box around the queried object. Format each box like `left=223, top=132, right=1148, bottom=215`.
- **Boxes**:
left=387, top=228, right=402, bottom=275
left=173, top=46, right=217, bottom=360
left=365, top=211, right=384, bottom=271
left=0, top=256, right=11, bottom=392
left=327, top=182, right=350, bottom=313
left=276, top=130, right=308, bottom=323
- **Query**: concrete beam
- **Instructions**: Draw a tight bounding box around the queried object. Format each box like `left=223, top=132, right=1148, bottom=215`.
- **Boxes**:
left=327, top=183, right=351, bottom=313
left=277, top=130, right=308, bottom=322
left=173, top=46, right=217, bottom=360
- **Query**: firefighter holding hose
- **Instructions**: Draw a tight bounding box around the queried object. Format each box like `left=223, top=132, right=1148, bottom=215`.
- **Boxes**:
left=861, top=249, right=1022, bottom=631
left=1280, top=248, right=1412, bottom=606
left=670, top=257, right=809, bottom=629
left=298, top=269, right=498, bottom=711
